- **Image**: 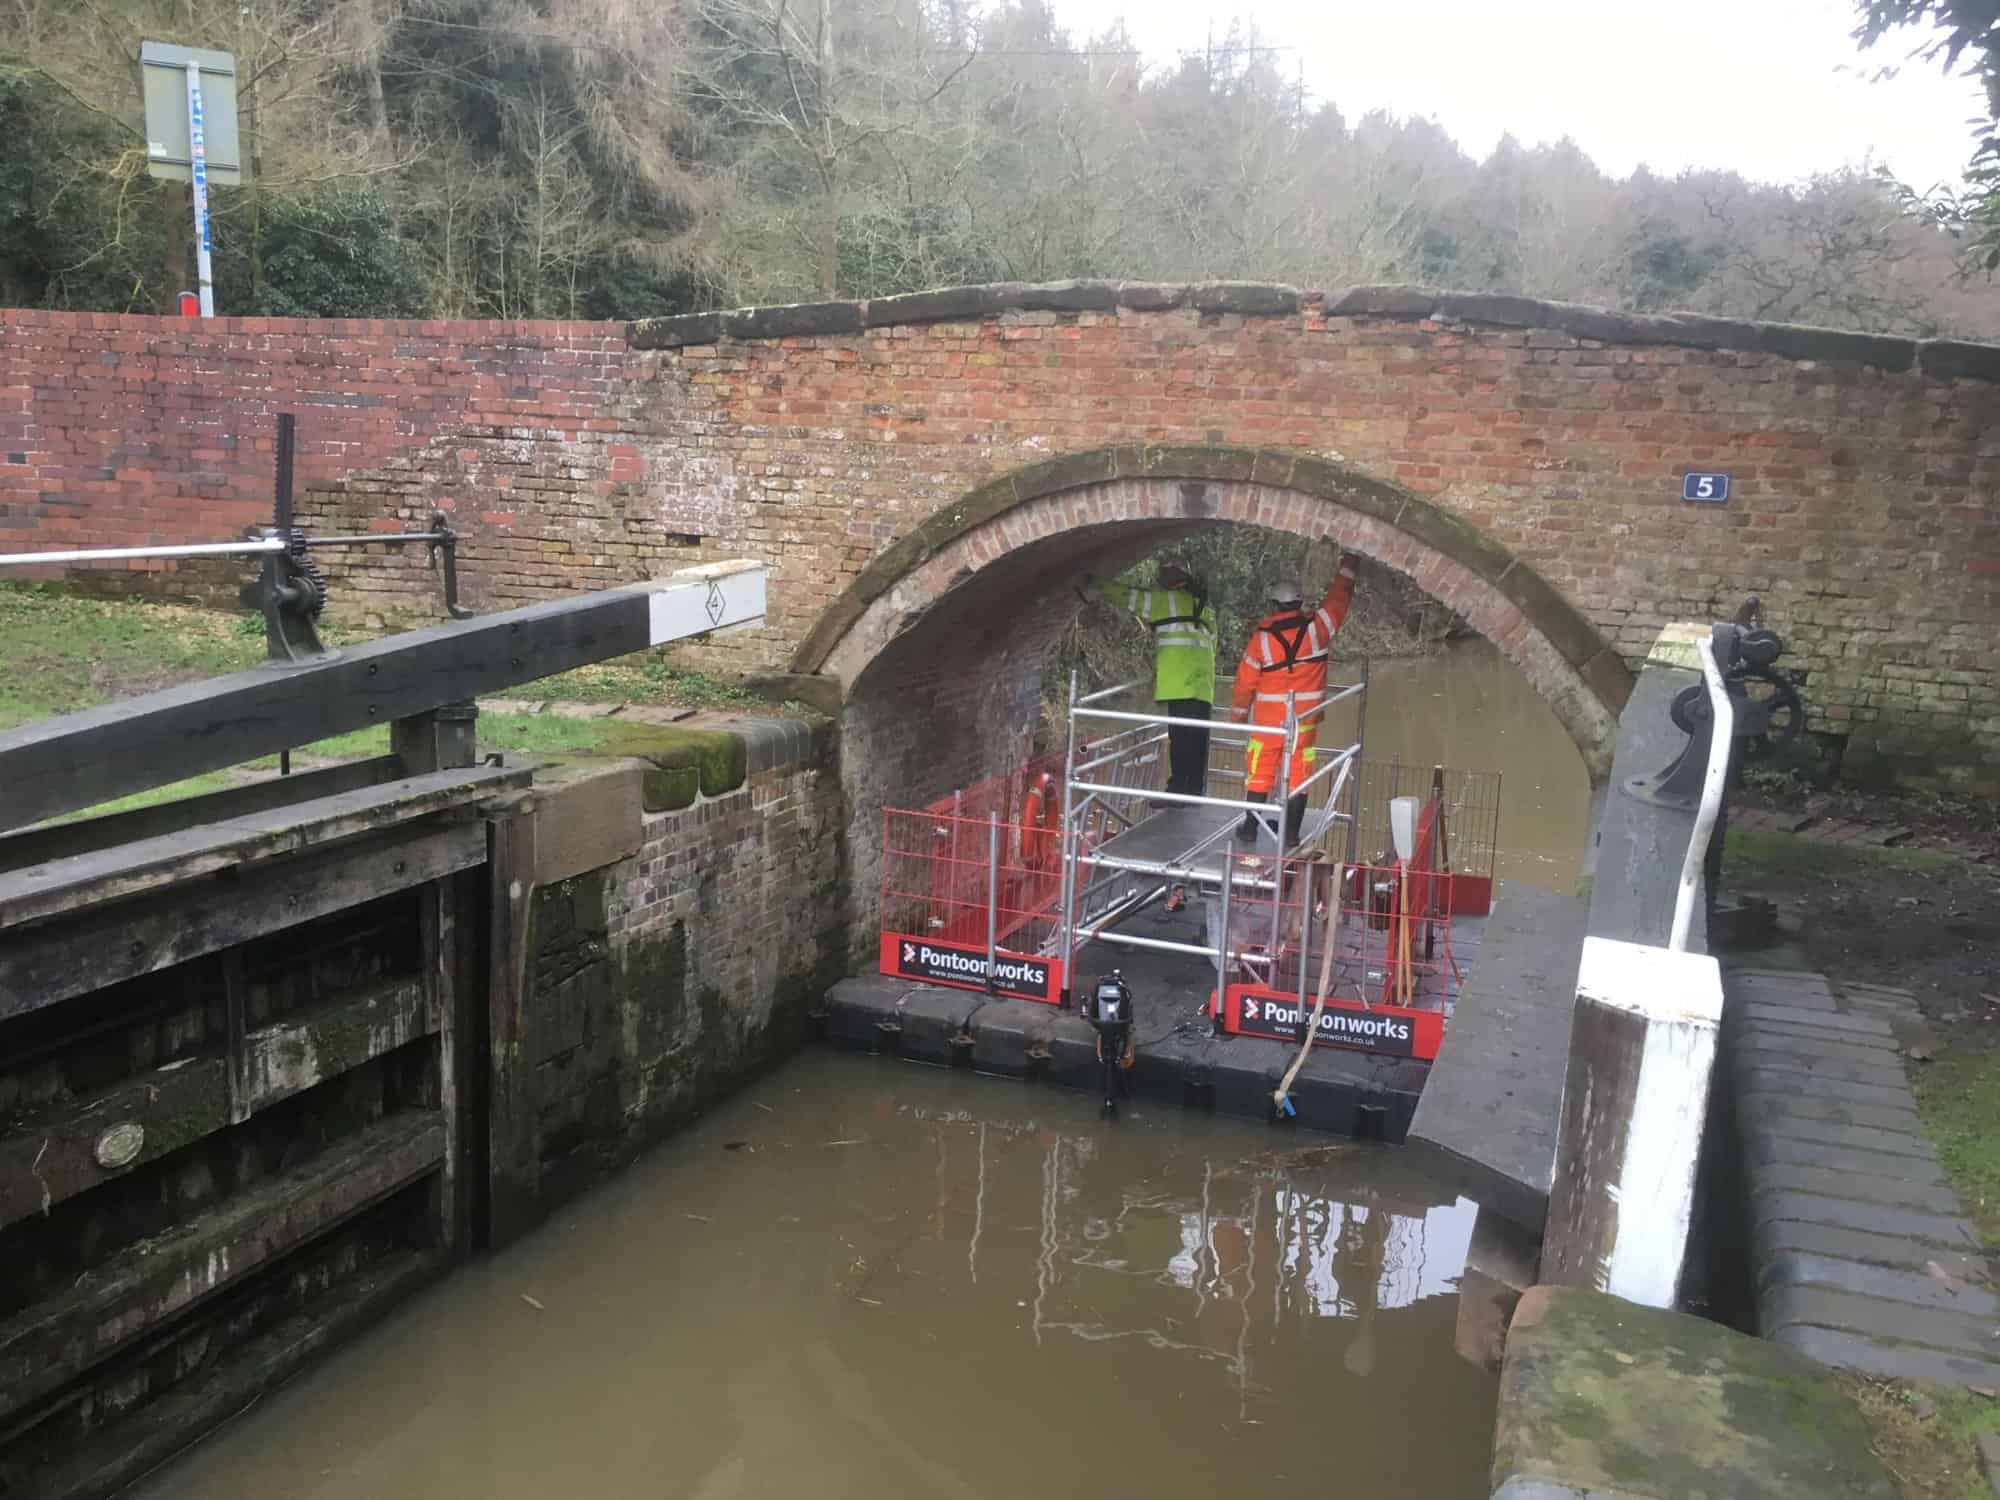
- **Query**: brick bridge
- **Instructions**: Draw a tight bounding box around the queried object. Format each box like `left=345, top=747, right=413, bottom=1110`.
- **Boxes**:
left=3, top=284, right=1996, bottom=848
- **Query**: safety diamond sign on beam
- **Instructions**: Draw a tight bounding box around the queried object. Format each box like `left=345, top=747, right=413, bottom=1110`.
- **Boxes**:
left=647, top=560, right=766, bottom=646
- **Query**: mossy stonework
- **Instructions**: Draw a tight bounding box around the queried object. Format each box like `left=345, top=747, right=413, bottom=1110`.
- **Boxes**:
left=1493, top=1286, right=1894, bottom=1499
left=494, top=717, right=845, bottom=1228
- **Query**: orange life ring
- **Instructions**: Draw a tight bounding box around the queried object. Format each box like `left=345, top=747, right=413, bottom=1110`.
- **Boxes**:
left=1019, top=772, right=1059, bottom=870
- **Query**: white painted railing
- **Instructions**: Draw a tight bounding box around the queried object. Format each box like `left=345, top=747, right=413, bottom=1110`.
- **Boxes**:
left=0, top=538, right=288, bottom=566
left=1668, top=631, right=1734, bottom=952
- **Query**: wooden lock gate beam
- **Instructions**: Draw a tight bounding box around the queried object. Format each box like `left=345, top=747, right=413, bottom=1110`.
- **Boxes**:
left=0, top=562, right=768, bottom=835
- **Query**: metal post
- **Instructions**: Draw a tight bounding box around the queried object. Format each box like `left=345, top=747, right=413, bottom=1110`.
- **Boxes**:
left=1214, top=841, right=1235, bottom=1013
left=1055, top=669, right=1081, bottom=1006
left=1295, top=862, right=1314, bottom=1010
left=273, top=413, right=296, bottom=533
left=950, top=788, right=963, bottom=938
left=184, top=63, right=215, bottom=317
left=1266, top=694, right=1294, bottom=979
left=1345, top=657, right=1370, bottom=870
left=984, top=811, right=1001, bottom=992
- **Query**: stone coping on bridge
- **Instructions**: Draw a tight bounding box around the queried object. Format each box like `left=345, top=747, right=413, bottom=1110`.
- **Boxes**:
left=626, top=280, right=2000, bottom=383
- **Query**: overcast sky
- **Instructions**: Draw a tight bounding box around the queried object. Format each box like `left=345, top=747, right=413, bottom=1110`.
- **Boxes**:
left=1047, top=0, right=1988, bottom=189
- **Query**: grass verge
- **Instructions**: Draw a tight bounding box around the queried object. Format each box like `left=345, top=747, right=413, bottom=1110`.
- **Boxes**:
left=1, top=584, right=772, bottom=823
left=0, top=583, right=760, bottom=731
left=40, top=712, right=626, bottom=823
left=1913, top=1048, right=2000, bottom=1250
left=0, top=586, right=263, bottom=730
left=1724, top=826, right=1960, bottom=880
left=1839, top=1373, right=2000, bottom=1500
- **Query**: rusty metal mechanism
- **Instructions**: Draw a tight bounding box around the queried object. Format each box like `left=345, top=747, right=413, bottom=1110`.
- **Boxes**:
left=1627, top=596, right=1809, bottom=811
left=238, top=413, right=328, bottom=663
left=241, top=414, right=475, bottom=664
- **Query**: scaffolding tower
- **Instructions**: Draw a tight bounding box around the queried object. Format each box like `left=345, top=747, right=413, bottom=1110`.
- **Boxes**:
left=1050, top=668, right=1366, bottom=1009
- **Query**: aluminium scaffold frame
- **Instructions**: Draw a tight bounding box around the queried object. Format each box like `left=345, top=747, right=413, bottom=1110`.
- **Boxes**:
left=1049, top=665, right=1369, bottom=1010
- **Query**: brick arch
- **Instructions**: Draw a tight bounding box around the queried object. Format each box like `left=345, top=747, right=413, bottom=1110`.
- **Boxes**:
left=796, top=445, right=1633, bottom=780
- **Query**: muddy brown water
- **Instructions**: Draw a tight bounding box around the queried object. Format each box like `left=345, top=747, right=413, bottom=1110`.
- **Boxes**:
left=132, top=1051, right=1499, bottom=1500
left=1325, top=637, right=1591, bottom=895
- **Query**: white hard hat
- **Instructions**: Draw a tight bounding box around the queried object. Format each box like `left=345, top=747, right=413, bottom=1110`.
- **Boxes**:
left=1271, top=578, right=1303, bottom=604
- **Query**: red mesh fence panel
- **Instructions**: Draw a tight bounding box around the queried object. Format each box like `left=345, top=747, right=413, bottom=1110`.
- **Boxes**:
left=880, top=808, right=1067, bottom=959
left=1212, top=853, right=1458, bottom=1013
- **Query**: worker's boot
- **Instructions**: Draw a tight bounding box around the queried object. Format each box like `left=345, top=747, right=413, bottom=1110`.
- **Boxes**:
left=1237, top=790, right=1268, bottom=843
left=1283, top=791, right=1307, bottom=849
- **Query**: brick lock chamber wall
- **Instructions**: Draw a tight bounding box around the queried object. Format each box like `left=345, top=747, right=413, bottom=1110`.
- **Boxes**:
left=493, top=720, right=847, bottom=1233
left=1, top=284, right=1995, bottom=794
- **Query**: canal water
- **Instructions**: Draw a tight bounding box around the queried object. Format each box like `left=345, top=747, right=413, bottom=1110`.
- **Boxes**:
left=133, top=1051, right=1499, bottom=1500
left=1327, top=637, right=1591, bottom=895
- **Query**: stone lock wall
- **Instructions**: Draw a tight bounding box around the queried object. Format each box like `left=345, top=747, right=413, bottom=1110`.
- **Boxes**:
left=2, top=284, right=1996, bottom=790
left=492, top=717, right=845, bottom=1234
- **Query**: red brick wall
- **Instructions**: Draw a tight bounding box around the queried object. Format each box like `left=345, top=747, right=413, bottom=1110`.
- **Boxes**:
left=2, top=289, right=1995, bottom=791
left=0, top=313, right=676, bottom=617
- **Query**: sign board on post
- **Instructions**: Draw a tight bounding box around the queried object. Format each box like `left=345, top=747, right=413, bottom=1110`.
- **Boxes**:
left=141, top=41, right=243, bottom=319
left=139, top=43, right=244, bottom=186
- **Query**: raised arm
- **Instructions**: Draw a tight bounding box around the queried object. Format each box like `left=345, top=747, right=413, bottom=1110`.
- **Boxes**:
left=1305, top=556, right=1359, bottom=654
left=1094, top=578, right=1148, bottom=619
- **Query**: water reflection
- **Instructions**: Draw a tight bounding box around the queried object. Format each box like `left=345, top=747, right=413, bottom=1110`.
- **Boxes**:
left=136, top=1055, right=1499, bottom=1500
left=940, top=1108, right=1483, bottom=1414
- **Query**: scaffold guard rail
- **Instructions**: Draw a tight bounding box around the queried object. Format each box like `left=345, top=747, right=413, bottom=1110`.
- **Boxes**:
left=876, top=669, right=1501, bottom=1060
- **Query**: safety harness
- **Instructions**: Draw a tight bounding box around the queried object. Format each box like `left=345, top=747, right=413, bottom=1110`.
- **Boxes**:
left=1249, top=611, right=1320, bottom=673
left=1149, top=580, right=1213, bottom=645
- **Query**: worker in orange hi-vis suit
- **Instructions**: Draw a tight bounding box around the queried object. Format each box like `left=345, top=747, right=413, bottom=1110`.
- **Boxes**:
left=1229, top=554, right=1358, bottom=848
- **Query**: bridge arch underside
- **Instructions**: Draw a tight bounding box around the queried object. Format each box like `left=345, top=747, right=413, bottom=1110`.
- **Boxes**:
left=828, top=473, right=1629, bottom=946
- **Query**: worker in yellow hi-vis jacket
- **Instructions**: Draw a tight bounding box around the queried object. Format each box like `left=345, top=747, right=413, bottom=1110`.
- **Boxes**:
left=1086, top=559, right=1218, bottom=799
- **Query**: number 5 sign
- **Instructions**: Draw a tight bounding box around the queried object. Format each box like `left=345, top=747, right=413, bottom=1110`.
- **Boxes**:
left=1682, top=472, right=1730, bottom=503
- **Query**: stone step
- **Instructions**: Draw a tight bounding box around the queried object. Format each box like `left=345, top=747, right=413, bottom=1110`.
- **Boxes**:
left=1752, top=1163, right=1962, bottom=1215
left=1740, top=1003, right=1898, bottom=1039
left=1775, top=1325, right=2000, bottom=1388
left=1748, top=1187, right=1981, bottom=1250
left=1758, top=1249, right=1998, bottom=1316
left=1737, top=1090, right=1926, bottom=1136
left=1763, top=1283, right=2000, bottom=1361
left=1752, top=1219, right=1989, bottom=1280
left=1735, top=1066, right=1917, bottom=1109
left=1737, top=1027, right=1908, bottom=1064
left=1729, top=970, right=1838, bottom=1000
left=1744, top=1114, right=1939, bottom=1163
left=1745, top=1133, right=1947, bottom=1186
left=1734, top=1046, right=1911, bottom=1087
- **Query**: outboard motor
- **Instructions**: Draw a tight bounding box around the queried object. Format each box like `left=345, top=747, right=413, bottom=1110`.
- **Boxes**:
left=1086, top=971, right=1134, bottom=1118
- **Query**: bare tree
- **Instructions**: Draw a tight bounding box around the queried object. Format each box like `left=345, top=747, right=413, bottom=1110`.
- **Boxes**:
left=506, top=85, right=600, bottom=315
left=679, top=0, right=977, bottom=297
left=1693, top=171, right=1940, bottom=331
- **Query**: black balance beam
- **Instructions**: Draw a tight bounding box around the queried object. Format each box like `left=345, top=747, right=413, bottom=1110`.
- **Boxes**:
left=0, top=564, right=766, bottom=833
